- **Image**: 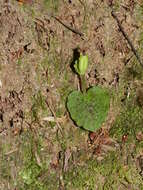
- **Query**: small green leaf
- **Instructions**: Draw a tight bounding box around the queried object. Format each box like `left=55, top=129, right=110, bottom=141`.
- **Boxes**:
left=67, top=86, right=110, bottom=132
left=74, top=53, right=88, bottom=75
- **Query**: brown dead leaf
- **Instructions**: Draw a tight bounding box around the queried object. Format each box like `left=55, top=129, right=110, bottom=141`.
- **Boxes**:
left=63, top=148, right=72, bottom=172
left=50, top=153, right=59, bottom=169
left=89, top=131, right=98, bottom=141
left=89, top=128, right=117, bottom=157
left=16, top=0, right=33, bottom=4
left=136, top=132, right=143, bottom=142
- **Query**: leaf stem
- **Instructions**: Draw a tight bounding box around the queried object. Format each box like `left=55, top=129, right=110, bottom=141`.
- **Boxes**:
left=79, top=75, right=86, bottom=94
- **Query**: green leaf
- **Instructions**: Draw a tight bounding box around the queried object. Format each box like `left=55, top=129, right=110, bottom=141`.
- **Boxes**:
left=67, top=86, right=110, bottom=132
left=74, top=54, right=88, bottom=75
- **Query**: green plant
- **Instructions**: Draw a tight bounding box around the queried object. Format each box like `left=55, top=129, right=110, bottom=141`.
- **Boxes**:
left=74, top=53, right=88, bottom=76
left=67, top=53, right=110, bottom=132
left=20, top=162, right=41, bottom=185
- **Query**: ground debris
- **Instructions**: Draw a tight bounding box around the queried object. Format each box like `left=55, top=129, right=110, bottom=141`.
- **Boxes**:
left=89, top=128, right=118, bottom=159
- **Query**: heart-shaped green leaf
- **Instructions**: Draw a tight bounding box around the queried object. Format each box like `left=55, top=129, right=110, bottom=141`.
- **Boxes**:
left=67, top=86, right=110, bottom=132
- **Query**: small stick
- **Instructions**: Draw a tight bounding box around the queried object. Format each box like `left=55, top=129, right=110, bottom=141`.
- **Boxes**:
left=4, top=148, right=18, bottom=156
left=52, top=15, right=84, bottom=39
left=111, top=11, right=143, bottom=68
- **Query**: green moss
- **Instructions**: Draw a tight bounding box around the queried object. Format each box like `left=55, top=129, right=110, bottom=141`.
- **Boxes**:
left=111, top=1, right=120, bottom=12
left=59, top=82, right=72, bottom=102
left=44, top=0, right=59, bottom=12
left=124, top=63, right=143, bottom=81
left=16, top=132, right=59, bottom=190
left=17, top=58, right=22, bottom=66
left=135, top=3, right=143, bottom=25
left=110, top=101, right=143, bottom=143
left=20, top=162, right=41, bottom=185
left=31, top=91, right=49, bottom=120
left=64, top=151, right=143, bottom=190
left=110, top=59, right=143, bottom=142
left=36, top=55, right=50, bottom=85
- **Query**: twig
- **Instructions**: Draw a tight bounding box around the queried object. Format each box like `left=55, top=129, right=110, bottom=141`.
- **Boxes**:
left=4, top=148, right=18, bottom=156
left=111, top=11, right=143, bottom=68
left=52, top=15, right=84, bottom=39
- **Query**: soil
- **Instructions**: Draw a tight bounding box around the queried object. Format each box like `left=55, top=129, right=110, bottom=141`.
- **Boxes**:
left=0, top=0, right=143, bottom=189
